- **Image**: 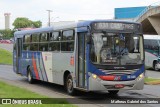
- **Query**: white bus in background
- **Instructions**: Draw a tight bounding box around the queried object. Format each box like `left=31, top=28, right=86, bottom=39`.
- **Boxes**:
left=144, top=35, right=160, bottom=71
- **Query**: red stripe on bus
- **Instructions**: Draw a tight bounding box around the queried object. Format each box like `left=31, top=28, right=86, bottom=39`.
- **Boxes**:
left=32, top=54, right=40, bottom=80
left=98, top=75, right=116, bottom=81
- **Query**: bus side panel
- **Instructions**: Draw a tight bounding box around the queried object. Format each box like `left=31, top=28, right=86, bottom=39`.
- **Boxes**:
left=19, top=51, right=50, bottom=82
left=145, top=51, right=157, bottom=68
left=39, top=52, right=48, bottom=82
left=20, top=51, right=33, bottom=76
left=52, top=52, right=75, bottom=85
left=41, top=52, right=53, bottom=82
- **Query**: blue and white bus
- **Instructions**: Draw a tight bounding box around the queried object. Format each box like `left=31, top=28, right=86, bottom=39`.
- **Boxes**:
left=13, top=20, right=145, bottom=95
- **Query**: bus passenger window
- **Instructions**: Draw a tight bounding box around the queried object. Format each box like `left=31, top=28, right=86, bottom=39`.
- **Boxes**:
left=30, top=44, right=38, bottom=51
left=61, top=42, right=74, bottom=51
left=63, top=30, right=74, bottom=40
left=24, top=34, right=31, bottom=43
left=40, top=33, right=48, bottom=42
left=39, top=43, right=48, bottom=51
left=49, top=42, right=60, bottom=51
left=61, top=30, right=74, bottom=52
left=23, top=44, right=30, bottom=50
left=32, top=34, right=39, bottom=42
left=50, top=32, right=60, bottom=41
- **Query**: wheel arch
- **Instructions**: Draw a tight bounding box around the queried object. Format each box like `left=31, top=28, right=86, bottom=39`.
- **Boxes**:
left=26, top=65, right=31, bottom=76
left=153, top=60, right=158, bottom=68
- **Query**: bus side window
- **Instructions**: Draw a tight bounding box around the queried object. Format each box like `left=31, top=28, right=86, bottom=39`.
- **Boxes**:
left=39, top=43, right=48, bottom=51
left=30, top=34, right=39, bottom=51
left=61, top=30, right=74, bottom=52
left=50, top=32, right=60, bottom=41
left=49, top=32, right=60, bottom=51
left=40, top=33, right=48, bottom=42
left=23, top=34, right=31, bottom=51
left=39, top=33, right=49, bottom=51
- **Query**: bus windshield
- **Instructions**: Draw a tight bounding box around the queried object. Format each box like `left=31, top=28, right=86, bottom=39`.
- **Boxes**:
left=90, top=33, right=144, bottom=65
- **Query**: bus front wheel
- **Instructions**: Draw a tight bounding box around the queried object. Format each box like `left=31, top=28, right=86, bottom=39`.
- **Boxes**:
left=65, top=74, right=75, bottom=95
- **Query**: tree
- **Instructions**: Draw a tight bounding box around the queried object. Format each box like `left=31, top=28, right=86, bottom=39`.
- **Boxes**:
left=13, top=17, right=42, bottom=29
left=32, top=21, right=42, bottom=28
left=0, top=29, right=14, bottom=38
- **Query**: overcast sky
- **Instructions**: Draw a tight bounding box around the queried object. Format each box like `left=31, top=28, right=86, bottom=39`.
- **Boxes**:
left=0, top=0, right=159, bottom=29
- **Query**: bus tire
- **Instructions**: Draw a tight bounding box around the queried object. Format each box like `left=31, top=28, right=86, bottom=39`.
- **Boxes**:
left=27, top=68, right=35, bottom=84
left=108, top=90, right=119, bottom=95
left=153, top=61, right=159, bottom=71
left=65, top=74, right=75, bottom=95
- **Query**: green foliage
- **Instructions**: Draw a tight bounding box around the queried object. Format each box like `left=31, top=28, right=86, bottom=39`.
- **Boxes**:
left=0, top=48, right=12, bottom=65
left=0, top=29, right=14, bottom=38
left=0, top=81, right=76, bottom=107
left=32, top=20, right=42, bottom=28
left=13, top=17, right=42, bottom=29
left=13, top=17, right=32, bottom=29
left=144, top=77, right=160, bottom=82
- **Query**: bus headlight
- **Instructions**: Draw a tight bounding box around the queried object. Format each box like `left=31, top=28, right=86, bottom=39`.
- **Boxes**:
left=136, top=73, right=144, bottom=81
left=92, top=74, right=97, bottom=79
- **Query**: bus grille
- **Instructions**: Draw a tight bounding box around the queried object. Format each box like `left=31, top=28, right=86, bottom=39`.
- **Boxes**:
left=99, top=69, right=138, bottom=75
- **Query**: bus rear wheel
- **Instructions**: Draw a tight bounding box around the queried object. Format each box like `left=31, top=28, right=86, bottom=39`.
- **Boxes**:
left=27, top=68, right=35, bottom=84
left=65, top=74, right=75, bottom=95
left=108, top=90, right=119, bottom=95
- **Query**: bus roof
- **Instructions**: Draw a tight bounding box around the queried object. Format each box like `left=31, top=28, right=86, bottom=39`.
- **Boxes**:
left=143, top=35, right=160, bottom=40
left=14, top=27, right=54, bottom=36
left=14, top=20, right=141, bottom=38
left=77, top=19, right=140, bottom=26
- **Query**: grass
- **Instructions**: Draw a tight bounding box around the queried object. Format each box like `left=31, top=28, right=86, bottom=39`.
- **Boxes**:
left=0, top=81, right=76, bottom=107
left=144, top=77, right=160, bottom=85
left=0, top=48, right=12, bottom=65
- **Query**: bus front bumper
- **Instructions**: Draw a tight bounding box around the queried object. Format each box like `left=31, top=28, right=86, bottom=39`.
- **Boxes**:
left=88, top=76, right=144, bottom=91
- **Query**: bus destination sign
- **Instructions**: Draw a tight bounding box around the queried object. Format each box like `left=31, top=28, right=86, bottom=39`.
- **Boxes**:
left=93, top=22, right=135, bottom=30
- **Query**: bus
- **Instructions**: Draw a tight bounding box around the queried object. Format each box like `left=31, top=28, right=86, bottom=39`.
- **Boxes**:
left=13, top=20, right=145, bottom=95
left=144, top=35, right=160, bottom=71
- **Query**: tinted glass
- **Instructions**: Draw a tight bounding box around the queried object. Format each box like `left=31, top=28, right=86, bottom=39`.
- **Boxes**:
left=30, top=44, right=38, bottom=51
left=32, top=34, right=39, bottom=42
left=50, top=32, right=60, bottom=41
left=23, top=44, right=30, bottom=50
left=24, top=35, right=31, bottom=43
left=49, top=42, right=60, bottom=51
left=39, top=43, right=48, bottom=51
left=63, top=30, right=74, bottom=40
left=40, top=33, right=48, bottom=42
left=61, top=42, right=74, bottom=51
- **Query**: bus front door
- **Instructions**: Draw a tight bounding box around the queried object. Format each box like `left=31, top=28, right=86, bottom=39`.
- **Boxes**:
left=15, top=38, right=22, bottom=74
left=77, top=33, right=87, bottom=89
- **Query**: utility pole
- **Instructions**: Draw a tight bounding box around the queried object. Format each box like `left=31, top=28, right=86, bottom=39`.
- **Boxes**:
left=46, top=10, right=53, bottom=26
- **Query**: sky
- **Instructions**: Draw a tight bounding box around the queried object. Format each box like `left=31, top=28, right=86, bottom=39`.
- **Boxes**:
left=0, top=0, right=159, bottom=29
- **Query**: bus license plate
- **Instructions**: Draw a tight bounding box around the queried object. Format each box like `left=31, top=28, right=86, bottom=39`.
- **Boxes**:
left=115, top=84, right=124, bottom=88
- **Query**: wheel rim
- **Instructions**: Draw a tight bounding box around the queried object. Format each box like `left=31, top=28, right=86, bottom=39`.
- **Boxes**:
left=67, top=78, right=73, bottom=93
